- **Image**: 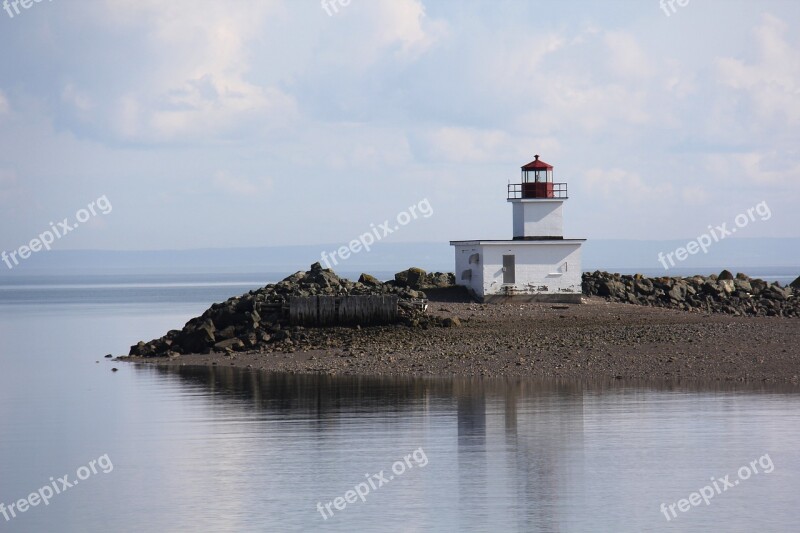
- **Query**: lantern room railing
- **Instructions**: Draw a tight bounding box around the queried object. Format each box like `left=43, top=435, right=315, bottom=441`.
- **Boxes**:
left=508, top=182, right=568, bottom=199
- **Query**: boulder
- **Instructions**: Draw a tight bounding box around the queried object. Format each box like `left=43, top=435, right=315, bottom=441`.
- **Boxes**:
left=791, top=276, right=800, bottom=290
left=633, top=278, right=654, bottom=295
left=733, top=278, right=753, bottom=293
left=668, top=283, right=687, bottom=302
left=214, top=338, right=245, bottom=351
left=718, top=279, right=735, bottom=295
left=764, top=285, right=790, bottom=301
left=423, top=272, right=456, bottom=288
left=358, top=273, right=382, bottom=286
left=184, top=320, right=216, bottom=350
left=750, top=279, right=768, bottom=295
left=395, top=267, right=427, bottom=289
left=597, top=279, right=625, bottom=298
left=718, top=270, right=735, bottom=281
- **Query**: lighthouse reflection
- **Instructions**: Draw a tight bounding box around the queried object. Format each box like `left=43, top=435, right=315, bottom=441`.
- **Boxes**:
left=452, top=378, right=586, bottom=530
left=142, top=365, right=589, bottom=527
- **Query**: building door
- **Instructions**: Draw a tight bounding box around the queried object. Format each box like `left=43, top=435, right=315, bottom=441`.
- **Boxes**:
left=502, top=255, right=515, bottom=284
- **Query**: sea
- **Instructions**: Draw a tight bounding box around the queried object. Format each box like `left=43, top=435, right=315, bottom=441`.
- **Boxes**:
left=0, top=268, right=798, bottom=532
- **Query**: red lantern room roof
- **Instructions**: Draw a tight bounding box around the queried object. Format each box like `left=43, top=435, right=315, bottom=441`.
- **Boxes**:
left=521, top=155, right=553, bottom=170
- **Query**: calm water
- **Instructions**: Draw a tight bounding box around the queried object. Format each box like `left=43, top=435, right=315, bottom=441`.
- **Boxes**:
left=1, top=273, right=799, bottom=532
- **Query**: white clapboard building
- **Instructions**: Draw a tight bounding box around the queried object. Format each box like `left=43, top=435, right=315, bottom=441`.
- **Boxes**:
left=450, top=155, right=586, bottom=303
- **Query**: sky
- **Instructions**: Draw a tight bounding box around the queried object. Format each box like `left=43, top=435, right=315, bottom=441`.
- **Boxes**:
left=0, top=0, right=798, bottom=252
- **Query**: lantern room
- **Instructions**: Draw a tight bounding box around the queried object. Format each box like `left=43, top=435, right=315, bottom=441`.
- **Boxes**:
left=508, top=155, right=567, bottom=199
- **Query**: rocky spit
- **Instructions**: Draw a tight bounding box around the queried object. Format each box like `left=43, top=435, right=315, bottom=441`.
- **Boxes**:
left=582, top=270, right=800, bottom=317
left=123, top=267, right=799, bottom=383
left=128, top=264, right=456, bottom=358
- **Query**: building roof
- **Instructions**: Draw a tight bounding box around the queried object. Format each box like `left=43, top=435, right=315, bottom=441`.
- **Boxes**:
left=450, top=239, right=586, bottom=245
left=521, top=155, right=553, bottom=170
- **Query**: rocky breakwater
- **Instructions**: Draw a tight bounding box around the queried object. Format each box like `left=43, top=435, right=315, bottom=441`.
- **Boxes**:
left=129, top=264, right=456, bottom=358
left=582, top=270, right=800, bottom=317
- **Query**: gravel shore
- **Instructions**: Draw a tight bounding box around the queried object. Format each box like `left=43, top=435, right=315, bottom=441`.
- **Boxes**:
left=125, top=296, right=800, bottom=383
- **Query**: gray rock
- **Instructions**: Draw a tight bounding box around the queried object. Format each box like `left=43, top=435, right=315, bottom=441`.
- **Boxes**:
left=719, top=270, right=735, bottom=281
left=358, top=273, right=382, bottom=286
left=214, top=338, right=246, bottom=351
left=734, top=279, right=753, bottom=293
left=442, top=317, right=461, bottom=328
left=395, top=267, right=427, bottom=289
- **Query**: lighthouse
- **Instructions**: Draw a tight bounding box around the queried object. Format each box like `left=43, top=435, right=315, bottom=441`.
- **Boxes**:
left=450, top=155, right=586, bottom=303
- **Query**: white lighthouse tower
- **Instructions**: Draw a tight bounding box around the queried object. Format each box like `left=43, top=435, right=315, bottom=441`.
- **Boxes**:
left=450, top=155, right=586, bottom=303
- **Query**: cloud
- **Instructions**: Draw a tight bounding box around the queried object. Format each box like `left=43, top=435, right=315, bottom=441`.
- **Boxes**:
left=213, top=172, right=274, bottom=196
left=604, top=31, right=654, bottom=80
left=63, top=0, right=299, bottom=142
left=585, top=168, right=673, bottom=202
left=681, top=186, right=709, bottom=206
left=490, top=28, right=655, bottom=133
left=705, top=151, right=800, bottom=185
left=62, top=83, right=93, bottom=115
left=419, top=127, right=559, bottom=165
left=373, top=0, right=447, bottom=59
left=0, top=91, right=8, bottom=114
left=716, top=14, right=800, bottom=125
left=0, top=168, right=20, bottom=205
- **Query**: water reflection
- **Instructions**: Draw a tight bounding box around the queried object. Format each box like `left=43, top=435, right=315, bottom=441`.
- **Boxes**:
left=142, top=364, right=800, bottom=410
left=127, top=366, right=800, bottom=531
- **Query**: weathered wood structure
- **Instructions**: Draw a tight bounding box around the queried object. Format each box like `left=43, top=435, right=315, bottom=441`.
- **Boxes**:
left=289, top=295, right=400, bottom=326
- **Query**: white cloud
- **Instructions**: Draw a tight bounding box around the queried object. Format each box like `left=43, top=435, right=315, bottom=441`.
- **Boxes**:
left=213, top=172, right=274, bottom=196
left=585, top=168, right=673, bottom=202
left=0, top=91, right=8, bottom=114
left=604, top=31, right=654, bottom=80
left=490, top=28, right=656, bottom=133
left=421, top=127, right=559, bottom=165
left=374, top=0, right=447, bottom=59
left=314, top=0, right=448, bottom=71
left=79, top=0, right=298, bottom=142
left=62, top=83, right=92, bottom=112
left=705, top=151, right=800, bottom=185
left=716, top=14, right=800, bottom=124
left=681, top=186, right=709, bottom=206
